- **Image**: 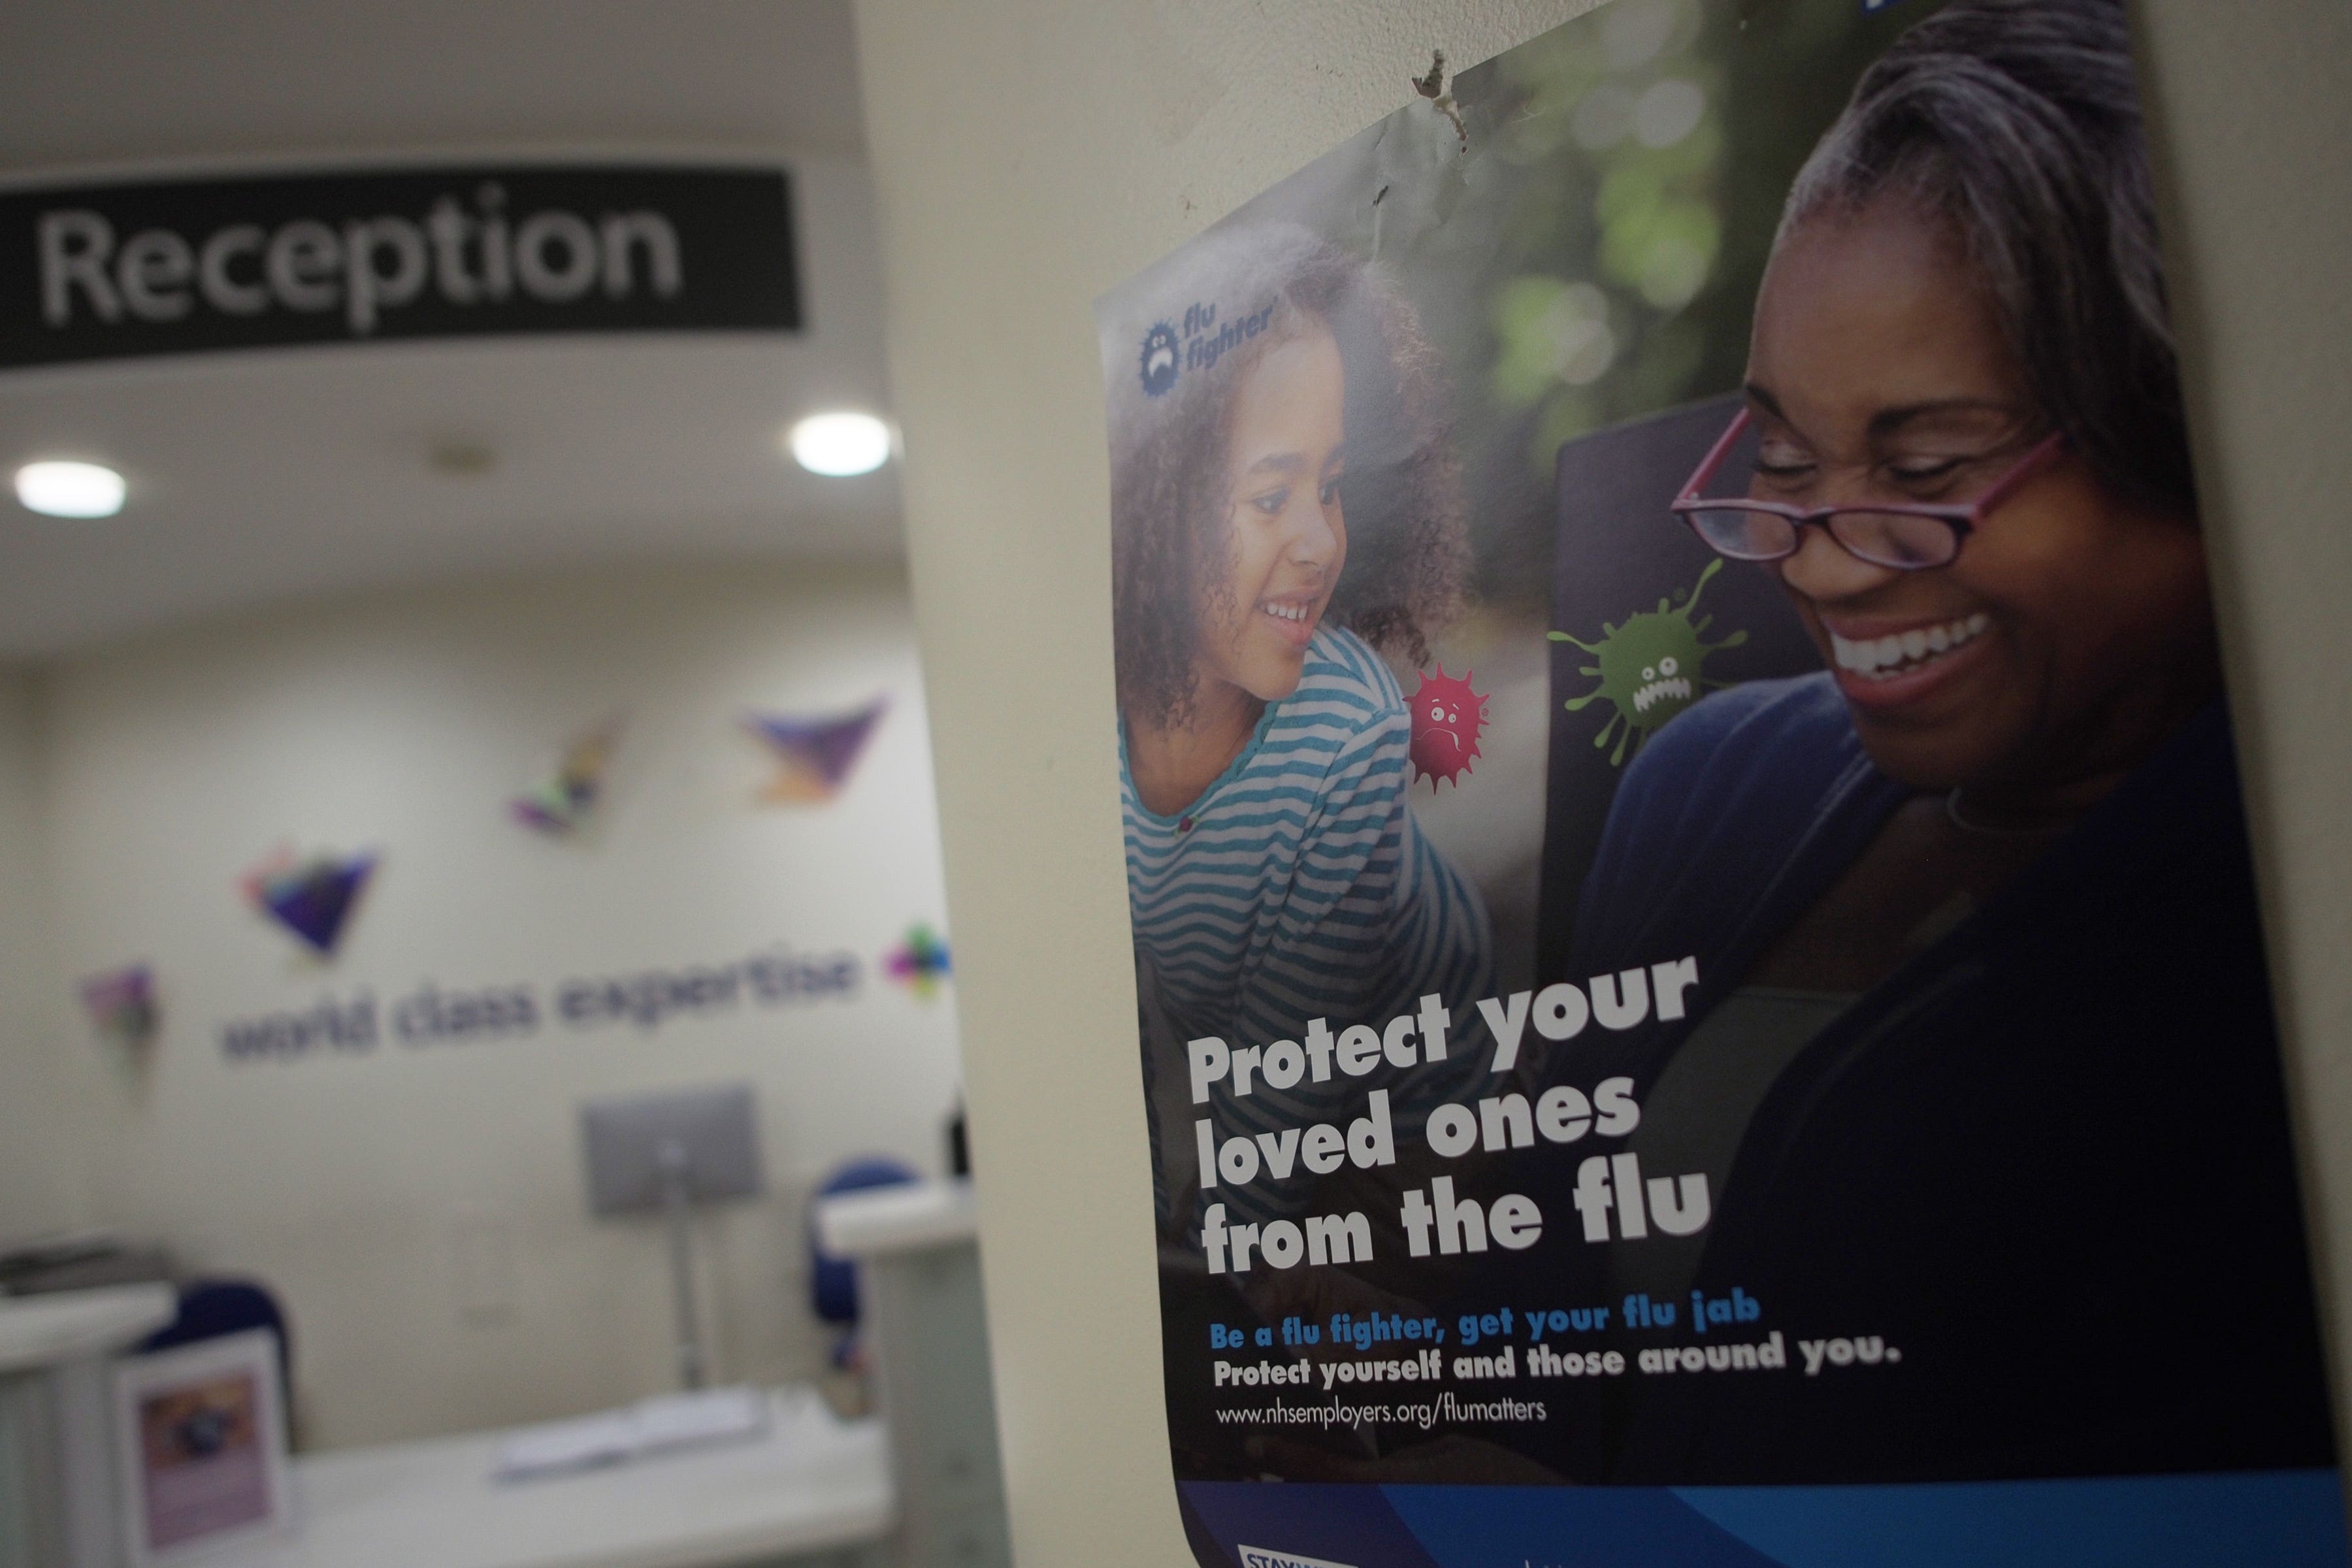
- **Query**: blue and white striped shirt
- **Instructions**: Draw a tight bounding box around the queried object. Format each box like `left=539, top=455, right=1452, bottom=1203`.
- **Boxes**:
left=1124, top=625, right=1494, bottom=1230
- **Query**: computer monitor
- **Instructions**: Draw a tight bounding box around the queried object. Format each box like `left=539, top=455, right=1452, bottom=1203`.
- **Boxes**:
left=577, top=1082, right=766, bottom=1389
left=579, top=1082, right=764, bottom=1217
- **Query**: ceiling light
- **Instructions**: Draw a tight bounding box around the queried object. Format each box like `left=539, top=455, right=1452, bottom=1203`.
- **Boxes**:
left=788, top=412, right=892, bottom=477
left=15, top=461, right=125, bottom=519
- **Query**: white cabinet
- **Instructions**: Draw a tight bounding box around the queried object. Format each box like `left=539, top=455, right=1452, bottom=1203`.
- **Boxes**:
left=815, top=1182, right=1011, bottom=1568
left=0, top=1284, right=178, bottom=1568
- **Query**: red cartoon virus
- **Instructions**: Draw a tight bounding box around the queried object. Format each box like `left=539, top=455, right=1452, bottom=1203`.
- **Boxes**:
left=1409, top=666, right=1488, bottom=790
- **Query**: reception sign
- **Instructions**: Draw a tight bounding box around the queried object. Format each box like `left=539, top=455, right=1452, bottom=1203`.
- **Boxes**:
left=0, top=160, right=796, bottom=368
left=1095, top=0, right=2349, bottom=1560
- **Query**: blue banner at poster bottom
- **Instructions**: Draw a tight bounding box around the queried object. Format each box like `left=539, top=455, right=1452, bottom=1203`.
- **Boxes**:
left=1183, top=1471, right=2351, bottom=1568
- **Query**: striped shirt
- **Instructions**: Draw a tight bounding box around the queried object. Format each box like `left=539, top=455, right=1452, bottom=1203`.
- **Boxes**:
left=1124, top=625, right=1494, bottom=1232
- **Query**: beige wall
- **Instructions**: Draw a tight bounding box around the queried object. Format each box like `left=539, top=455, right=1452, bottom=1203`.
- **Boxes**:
left=2131, top=3, right=2352, bottom=1385
left=16, top=561, right=962, bottom=1448
left=0, top=670, right=88, bottom=1240
left=848, top=0, right=2352, bottom=1562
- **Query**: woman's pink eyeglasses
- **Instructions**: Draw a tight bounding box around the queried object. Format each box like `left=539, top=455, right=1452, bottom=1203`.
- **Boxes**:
left=1670, top=407, right=2068, bottom=571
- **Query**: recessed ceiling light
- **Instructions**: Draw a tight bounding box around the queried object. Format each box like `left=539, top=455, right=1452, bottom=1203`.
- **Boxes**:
left=787, top=412, right=893, bottom=478
left=16, top=460, right=126, bottom=519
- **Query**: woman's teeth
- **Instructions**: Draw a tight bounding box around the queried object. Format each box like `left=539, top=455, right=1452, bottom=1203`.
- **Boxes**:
left=1832, top=612, right=1990, bottom=680
left=1262, top=600, right=1311, bottom=623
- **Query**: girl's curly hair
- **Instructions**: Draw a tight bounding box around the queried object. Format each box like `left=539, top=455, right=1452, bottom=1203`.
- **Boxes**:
left=1105, top=223, right=1469, bottom=729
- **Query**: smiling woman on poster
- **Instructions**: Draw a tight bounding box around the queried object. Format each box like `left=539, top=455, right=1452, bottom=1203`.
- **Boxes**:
left=1564, top=0, right=2335, bottom=1480
left=1106, top=224, right=1494, bottom=1235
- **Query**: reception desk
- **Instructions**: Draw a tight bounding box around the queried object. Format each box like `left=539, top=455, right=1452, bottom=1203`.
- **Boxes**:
left=0, top=1284, right=179, bottom=1568
left=216, top=1385, right=888, bottom=1568
left=1, top=1283, right=887, bottom=1568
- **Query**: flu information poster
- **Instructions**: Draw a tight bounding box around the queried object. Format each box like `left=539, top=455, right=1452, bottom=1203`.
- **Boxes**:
left=1094, top=0, right=2352, bottom=1561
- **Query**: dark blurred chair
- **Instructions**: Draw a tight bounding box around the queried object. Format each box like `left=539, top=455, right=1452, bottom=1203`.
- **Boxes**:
left=139, top=1277, right=294, bottom=1424
left=1539, top=393, right=1825, bottom=974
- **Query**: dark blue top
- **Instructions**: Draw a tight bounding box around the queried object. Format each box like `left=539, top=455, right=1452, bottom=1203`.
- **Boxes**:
left=1569, top=672, right=1906, bottom=1024
left=1552, top=672, right=2334, bottom=1483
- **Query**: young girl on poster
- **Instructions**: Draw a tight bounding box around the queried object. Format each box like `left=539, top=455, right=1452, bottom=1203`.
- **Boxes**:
left=1104, top=223, right=1494, bottom=1236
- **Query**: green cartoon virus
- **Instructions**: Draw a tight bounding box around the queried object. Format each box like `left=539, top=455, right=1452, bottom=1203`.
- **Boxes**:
left=1549, top=557, right=1748, bottom=766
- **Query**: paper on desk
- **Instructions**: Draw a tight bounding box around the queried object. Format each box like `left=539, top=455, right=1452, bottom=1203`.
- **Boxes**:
left=492, top=1386, right=770, bottom=1482
left=631, top=1386, right=770, bottom=1452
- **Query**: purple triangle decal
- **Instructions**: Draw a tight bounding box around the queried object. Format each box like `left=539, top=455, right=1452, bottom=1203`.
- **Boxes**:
left=242, top=848, right=378, bottom=956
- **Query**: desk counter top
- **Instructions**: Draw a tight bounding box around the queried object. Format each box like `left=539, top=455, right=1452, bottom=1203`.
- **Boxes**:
left=0, top=1283, right=175, bottom=1375
left=218, top=1386, right=890, bottom=1568
left=813, top=1178, right=978, bottom=1258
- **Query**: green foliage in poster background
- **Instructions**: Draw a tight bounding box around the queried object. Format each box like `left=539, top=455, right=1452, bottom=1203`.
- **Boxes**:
left=1236, top=0, right=1943, bottom=610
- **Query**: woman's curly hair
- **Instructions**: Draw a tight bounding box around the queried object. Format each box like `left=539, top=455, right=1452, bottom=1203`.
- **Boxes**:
left=1105, top=223, right=1469, bottom=730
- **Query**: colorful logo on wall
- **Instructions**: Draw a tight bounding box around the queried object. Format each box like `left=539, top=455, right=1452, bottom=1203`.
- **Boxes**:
left=81, top=963, right=160, bottom=1053
left=241, top=847, right=378, bottom=956
left=511, top=720, right=621, bottom=836
left=745, top=696, right=889, bottom=804
left=882, top=924, right=951, bottom=1000
left=1408, top=666, right=1488, bottom=790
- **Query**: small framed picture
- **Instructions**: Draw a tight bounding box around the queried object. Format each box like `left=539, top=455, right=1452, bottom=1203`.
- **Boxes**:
left=113, top=1329, right=293, bottom=1565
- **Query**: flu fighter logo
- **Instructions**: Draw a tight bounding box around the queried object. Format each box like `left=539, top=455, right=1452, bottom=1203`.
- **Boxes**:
left=1139, top=321, right=1179, bottom=395
left=1409, top=666, right=1488, bottom=789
